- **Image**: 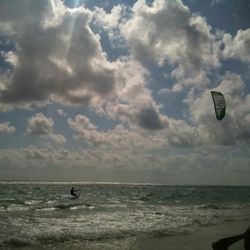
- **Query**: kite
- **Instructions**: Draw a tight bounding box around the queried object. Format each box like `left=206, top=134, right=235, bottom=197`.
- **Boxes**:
left=211, top=91, right=226, bottom=120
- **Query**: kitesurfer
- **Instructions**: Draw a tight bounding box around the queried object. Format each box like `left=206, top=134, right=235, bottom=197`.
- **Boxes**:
left=70, top=187, right=79, bottom=199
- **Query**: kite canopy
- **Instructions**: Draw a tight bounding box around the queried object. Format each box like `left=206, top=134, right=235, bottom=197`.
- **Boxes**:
left=211, top=91, right=226, bottom=120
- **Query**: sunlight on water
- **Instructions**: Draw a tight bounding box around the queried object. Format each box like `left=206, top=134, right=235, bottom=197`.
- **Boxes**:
left=0, top=183, right=250, bottom=249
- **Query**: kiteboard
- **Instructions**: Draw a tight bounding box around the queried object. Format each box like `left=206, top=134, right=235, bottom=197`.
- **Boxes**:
left=70, top=194, right=80, bottom=200
left=55, top=202, right=92, bottom=209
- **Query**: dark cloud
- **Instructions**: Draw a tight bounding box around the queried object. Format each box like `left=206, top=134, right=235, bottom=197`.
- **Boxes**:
left=0, top=0, right=116, bottom=108
left=0, top=0, right=50, bottom=24
left=137, top=107, right=165, bottom=130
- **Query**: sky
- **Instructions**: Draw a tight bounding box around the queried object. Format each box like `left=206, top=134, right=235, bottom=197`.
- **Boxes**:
left=0, top=0, right=250, bottom=185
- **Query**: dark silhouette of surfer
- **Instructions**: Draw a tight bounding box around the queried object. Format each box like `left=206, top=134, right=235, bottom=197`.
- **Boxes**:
left=212, top=226, right=250, bottom=250
left=70, top=187, right=79, bottom=199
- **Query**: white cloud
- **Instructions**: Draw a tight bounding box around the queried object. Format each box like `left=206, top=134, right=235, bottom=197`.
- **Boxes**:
left=68, top=114, right=164, bottom=148
left=94, top=5, right=126, bottom=30
left=104, top=58, right=169, bottom=130
left=166, top=118, right=199, bottom=146
left=185, top=72, right=250, bottom=145
left=3, top=51, right=19, bottom=67
left=223, top=29, right=250, bottom=63
left=0, top=0, right=249, bottom=151
left=0, top=0, right=117, bottom=109
left=57, top=109, right=67, bottom=117
left=93, top=4, right=128, bottom=48
left=27, top=113, right=54, bottom=135
left=68, top=114, right=97, bottom=131
left=0, top=0, right=169, bottom=133
left=0, top=0, right=222, bottom=113
left=49, top=133, right=67, bottom=145
left=27, top=113, right=66, bottom=144
left=68, top=113, right=198, bottom=149
left=0, top=0, right=249, bottom=184
left=0, top=122, right=16, bottom=134
left=120, top=0, right=220, bottom=90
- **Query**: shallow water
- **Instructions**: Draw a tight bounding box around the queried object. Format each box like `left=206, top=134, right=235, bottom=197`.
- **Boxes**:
left=0, top=182, right=249, bottom=249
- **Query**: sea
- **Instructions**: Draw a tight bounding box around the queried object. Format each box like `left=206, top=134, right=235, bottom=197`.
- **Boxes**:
left=0, top=182, right=250, bottom=249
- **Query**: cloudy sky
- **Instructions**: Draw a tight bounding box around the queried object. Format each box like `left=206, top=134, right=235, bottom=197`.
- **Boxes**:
left=0, top=0, right=249, bottom=185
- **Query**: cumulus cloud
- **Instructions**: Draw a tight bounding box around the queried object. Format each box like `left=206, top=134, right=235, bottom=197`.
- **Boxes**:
left=49, top=133, right=67, bottom=145
left=0, top=0, right=169, bottom=132
left=27, top=113, right=54, bottom=135
left=0, top=0, right=249, bottom=149
left=120, top=0, right=220, bottom=89
left=0, top=0, right=223, bottom=113
left=185, top=72, right=250, bottom=145
left=0, top=121, right=16, bottom=134
left=27, top=113, right=66, bottom=144
left=68, top=113, right=198, bottom=149
left=94, top=4, right=126, bottom=30
left=93, top=4, right=128, bottom=48
left=223, top=29, right=250, bottom=63
left=137, top=107, right=165, bottom=130
left=166, top=118, right=199, bottom=146
left=67, top=114, right=164, bottom=148
left=104, top=58, right=169, bottom=130
left=0, top=0, right=117, bottom=109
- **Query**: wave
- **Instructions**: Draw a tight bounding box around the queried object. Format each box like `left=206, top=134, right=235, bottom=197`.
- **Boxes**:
left=0, top=231, right=136, bottom=248
left=199, top=204, right=224, bottom=210
left=25, top=200, right=41, bottom=205
left=199, top=203, right=250, bottom=210
left=36, top=207, right=57, bottom=211
left=36, top=202, right=93, bottom=210
left=54, top=202, right=92, bottom=210
left=6, top=204, right=29, bottom=211
left=1, top=217, right=249, bottom=248
left=1, top=201, right=93, bottom=212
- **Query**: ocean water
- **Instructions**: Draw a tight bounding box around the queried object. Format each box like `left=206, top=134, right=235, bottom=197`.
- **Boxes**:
left=0, top=182, right=250, bottom=249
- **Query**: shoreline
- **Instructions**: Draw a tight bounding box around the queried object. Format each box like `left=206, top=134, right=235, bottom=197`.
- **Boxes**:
left=2, top=220, right=249, bottom=250
left=136, top=220, right=250, bottom=250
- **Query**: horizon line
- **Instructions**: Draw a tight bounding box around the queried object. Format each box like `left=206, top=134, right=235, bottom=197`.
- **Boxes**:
left=0, top=180, right=249, bottom=187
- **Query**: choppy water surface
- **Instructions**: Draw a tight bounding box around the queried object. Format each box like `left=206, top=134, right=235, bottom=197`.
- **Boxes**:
left=0, top=182, right=250, bottom=249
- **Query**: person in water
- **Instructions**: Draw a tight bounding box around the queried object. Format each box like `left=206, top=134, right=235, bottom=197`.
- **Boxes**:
left=70, top=187, right=79, bottom=198
left=212, top=226, right=250, bottom=250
